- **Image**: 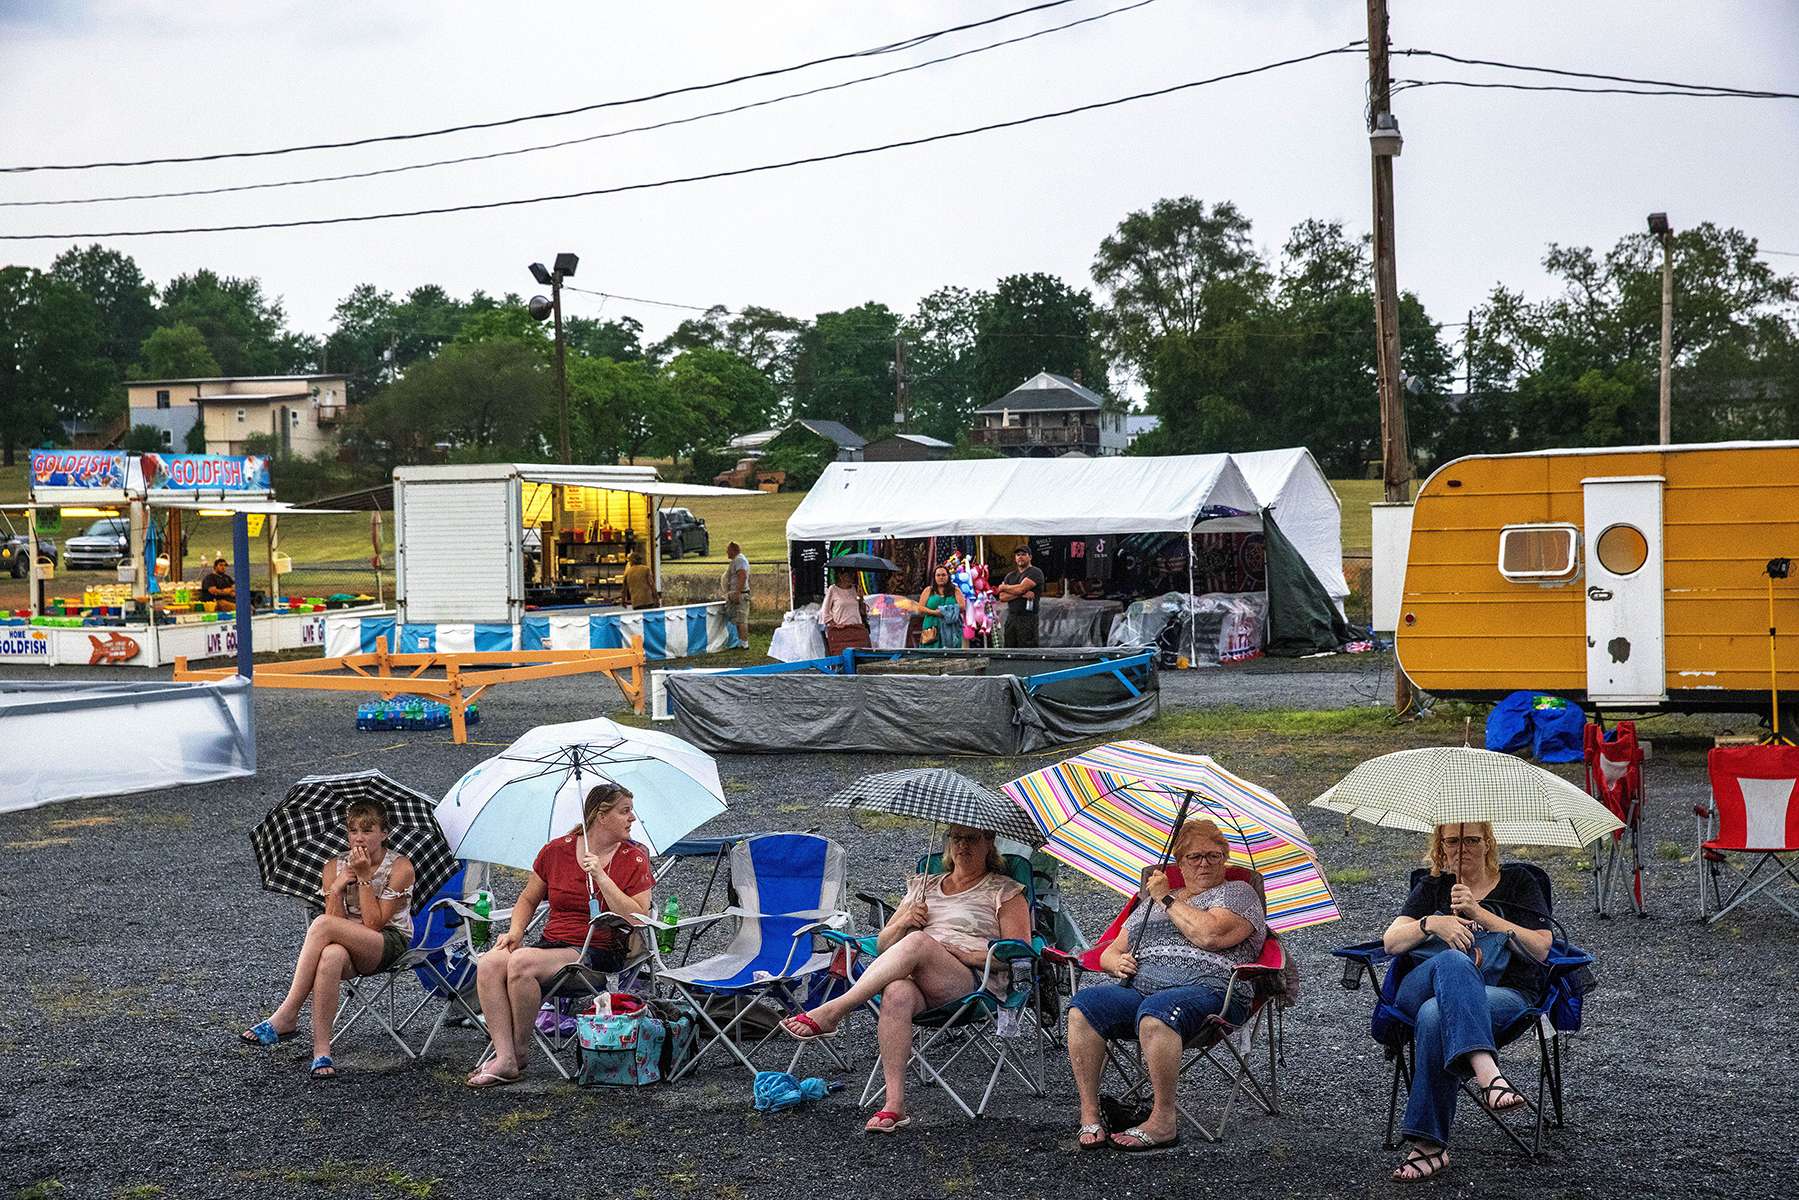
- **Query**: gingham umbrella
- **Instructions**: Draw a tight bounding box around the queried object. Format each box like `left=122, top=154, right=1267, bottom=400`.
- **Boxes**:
left=435, top=717, right=725, bottom=870
left=1310, top=746, right=1624, bottom=847
left=825, top=768, right=1044, bottom=845
left=1002, top=740, right=1341, bottom=932
left=251, top=770, right=455, bottom=911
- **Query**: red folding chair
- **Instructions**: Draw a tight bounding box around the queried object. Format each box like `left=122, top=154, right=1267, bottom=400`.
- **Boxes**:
left=1699, top=744, right=1799, bottom=924
left=1054, top=864, right=1289, bottom=1143
left=1584, top=721, right=1648, bottom=917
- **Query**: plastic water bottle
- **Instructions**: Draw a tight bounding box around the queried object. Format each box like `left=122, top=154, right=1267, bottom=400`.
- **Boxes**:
left=470, top=889, right=492, bottom=949
left=658, top=895, right=680, bottom=954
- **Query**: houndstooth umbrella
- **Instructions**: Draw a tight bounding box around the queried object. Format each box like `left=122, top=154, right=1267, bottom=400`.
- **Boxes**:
left=825, top=768, right=1044, bottom=846
left=252, top=770, right=456, bottom=910
left=1310, top=746, right=1624, bottom=847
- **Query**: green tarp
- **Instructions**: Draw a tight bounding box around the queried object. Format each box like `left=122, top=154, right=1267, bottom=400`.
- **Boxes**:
left=1262, top=507, right=1357, bottom=657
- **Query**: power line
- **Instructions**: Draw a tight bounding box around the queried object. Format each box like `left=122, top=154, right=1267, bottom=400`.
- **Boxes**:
left=1397, top=78, right=1799, bottom=100
left=0, top=44, right=1362, bottom=241
left=0, top=0, right=1088, bottom=174
left=1, top=0, right=1160, bottom=208
left=1394, top=48, right=1799, bottom=100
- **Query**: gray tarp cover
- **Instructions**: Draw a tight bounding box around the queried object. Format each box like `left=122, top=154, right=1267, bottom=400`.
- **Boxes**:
left=668, top=668, right=1159, bottom=755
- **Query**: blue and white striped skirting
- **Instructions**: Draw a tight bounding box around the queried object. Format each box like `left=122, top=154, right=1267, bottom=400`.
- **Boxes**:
left=322, top=602, right=738, bottom=663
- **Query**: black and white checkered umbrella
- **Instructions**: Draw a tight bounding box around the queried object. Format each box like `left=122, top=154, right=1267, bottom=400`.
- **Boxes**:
left=251, top=770, right=456, bottom=910
left=825, top=768, right=1044, bottom=846
left=1311, top=746, right=1623, bottom=847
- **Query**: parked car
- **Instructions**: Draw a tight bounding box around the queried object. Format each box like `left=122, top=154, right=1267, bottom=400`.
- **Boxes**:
left=0, top=524, right=56, bottom=579
left=62, top=517, right=131, bottom=571
left=658, top=508, right=710, bottom=559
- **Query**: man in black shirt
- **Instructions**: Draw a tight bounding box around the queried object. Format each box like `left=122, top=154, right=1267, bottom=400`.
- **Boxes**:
left=995, top=544, right=1045, bottom=648
left=200, top=557, right=236, bottom=611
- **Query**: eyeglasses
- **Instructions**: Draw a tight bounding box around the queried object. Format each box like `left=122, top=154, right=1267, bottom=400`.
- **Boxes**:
left=1180, top=851, right=1228, bottom=866
left=946, top=832, right=987, bottom=844
left=1442, top=836, right=1486, bottom=848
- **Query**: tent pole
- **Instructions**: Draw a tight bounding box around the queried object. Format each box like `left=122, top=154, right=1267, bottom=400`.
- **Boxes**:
left=1186, top=524, right=1197, bottom=670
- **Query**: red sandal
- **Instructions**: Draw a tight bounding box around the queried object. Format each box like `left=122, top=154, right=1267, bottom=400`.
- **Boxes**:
left=779, top=1012, right=838, bottom=1041
left=865, top=1110, right=912, bottom=1134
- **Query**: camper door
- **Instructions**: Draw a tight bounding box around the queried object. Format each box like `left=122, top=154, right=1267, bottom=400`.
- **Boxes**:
left=1582, top=476, right=1665, bottom=704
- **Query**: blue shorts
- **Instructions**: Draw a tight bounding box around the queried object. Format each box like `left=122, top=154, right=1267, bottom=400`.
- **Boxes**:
left=1069, top=982, right=1248, bottom=1042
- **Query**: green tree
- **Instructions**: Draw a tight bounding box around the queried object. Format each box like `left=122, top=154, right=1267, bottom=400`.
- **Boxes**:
left=567, top=314, right=644, bottom=361
left=122, top=423, right=165, bottom=452
left=49, top=244, right=158, bottom=378
left=792, top=302, right=898, bottom=437
left=322, top=283, right=398, bottom=395
left=346, top=338, right=550, bottom=471
left=1092, top=197, right=1270, bottom=384
left=567, top=356, right=676, bottom=464
left=665, top=347, right=778, bottom=444
left=971, top=272, right=1109, bottom=406
left=139, top=323, right=221, bottom=380
left=157, top=269, right=297, bottom=375
left=901, top=285, right=985, bottom=442
left=0, top=268, right=113, bottom=464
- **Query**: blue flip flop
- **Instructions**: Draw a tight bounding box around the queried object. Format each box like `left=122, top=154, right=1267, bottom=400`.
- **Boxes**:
left=309, top=1056, right=337, bottom=1080
left=240, top=1019, right=296, bottom=1047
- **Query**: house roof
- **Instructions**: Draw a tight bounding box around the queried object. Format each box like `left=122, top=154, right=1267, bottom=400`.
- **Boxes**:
left=193, top=392, right=310, bottom=403
left=128, top=373, right=349, bottom=386
left=973, top=371, right=1105, bottom=415
left=1125, top=414, right=1160, bottom=437
left=890, top=433, right=953, bottom=448
left=792, top=418, right=866, bottom=449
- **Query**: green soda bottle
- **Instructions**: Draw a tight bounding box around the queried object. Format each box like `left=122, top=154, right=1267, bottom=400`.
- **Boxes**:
left=470, top=889, right=492, bottom=949
left=658, top=894, right=680, bottom=955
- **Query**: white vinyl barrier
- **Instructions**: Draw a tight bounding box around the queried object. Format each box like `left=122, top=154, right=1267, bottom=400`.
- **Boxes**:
left=0, top=676, right=255, bottom=812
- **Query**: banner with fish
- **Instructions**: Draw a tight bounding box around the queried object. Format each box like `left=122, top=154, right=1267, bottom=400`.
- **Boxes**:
left=29, top=450, right=127, bottom=492
left=142, top=453, right=271, bottom=495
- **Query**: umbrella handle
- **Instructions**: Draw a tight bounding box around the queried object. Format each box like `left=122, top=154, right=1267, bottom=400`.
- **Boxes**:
left=1132, top=790, right=1197, bottom=943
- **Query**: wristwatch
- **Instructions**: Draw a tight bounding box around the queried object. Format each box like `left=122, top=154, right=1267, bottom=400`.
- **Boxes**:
left=1159, top=893, right=1177, bottom=910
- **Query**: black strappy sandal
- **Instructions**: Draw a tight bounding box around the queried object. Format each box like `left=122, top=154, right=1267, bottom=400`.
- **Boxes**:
left=1393, top=1145, right=1450, bottom=1182
left=1476, top=1078, right=1528, bottom=1113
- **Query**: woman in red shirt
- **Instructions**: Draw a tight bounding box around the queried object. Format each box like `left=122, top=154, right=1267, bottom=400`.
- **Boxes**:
left=466, top=783, right=654, bottom=1088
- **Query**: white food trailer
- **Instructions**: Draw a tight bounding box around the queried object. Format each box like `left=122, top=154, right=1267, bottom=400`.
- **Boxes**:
left=323, top=463, right=759, bottom=662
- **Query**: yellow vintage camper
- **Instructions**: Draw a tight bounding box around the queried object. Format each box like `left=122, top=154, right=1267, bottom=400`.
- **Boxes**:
left=1396, top=441, right=1799, bottom=712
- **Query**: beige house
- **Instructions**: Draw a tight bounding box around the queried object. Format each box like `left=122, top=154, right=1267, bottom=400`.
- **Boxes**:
left=125, top=373, right=350, bottom=457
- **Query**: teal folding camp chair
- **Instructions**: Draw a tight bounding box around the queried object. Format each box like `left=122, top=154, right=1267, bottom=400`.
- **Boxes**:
left=828, top=851, right=1045, bottom=1119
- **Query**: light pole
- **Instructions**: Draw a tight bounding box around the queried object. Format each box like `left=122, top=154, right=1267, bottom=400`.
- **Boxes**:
left=1647, top=213, right=1673, bottom=444
left=529, top=253, right=579, bottom=463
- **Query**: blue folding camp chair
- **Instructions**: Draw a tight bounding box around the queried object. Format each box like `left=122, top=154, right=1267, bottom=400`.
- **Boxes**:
left=639, top=832, right=853, bottom=1079
left=826, top=851, right=1045, bottom=1120
left=1331, top=864, right=1596, bottom=1157
left=333, top=864, right=483, bottom=1059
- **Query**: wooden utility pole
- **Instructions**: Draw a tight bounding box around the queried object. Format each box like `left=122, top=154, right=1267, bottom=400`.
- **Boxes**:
left=893, top=336, right=910, bottom=432
left=1368, top=0, right=1416, bottom=714
left=1658, top=226, right=1674, bottom=443
left=553, top=276, right=570, bottom=464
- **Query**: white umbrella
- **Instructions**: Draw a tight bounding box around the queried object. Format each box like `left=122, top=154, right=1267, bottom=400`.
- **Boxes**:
left=436, top=717, right=726, bottom=871
left=1310, top=746, right=1623, bottom=847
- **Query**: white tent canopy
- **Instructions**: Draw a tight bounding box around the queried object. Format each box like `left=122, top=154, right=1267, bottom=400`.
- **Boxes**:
left=785, top=454, right=1261, bottom=541
left=1233, top=447, right=1350, bottom=605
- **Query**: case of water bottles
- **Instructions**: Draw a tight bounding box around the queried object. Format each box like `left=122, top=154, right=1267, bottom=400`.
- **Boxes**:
left=354, top=694, right=479, bottom=732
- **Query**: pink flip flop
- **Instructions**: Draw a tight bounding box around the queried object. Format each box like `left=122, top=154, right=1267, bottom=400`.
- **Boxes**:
left=780, top=1013, right=838, bottom=1041
left=865, top=1110, right=911, bottom=1134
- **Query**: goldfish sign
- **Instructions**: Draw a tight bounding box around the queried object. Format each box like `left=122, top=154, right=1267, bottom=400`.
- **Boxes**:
left=143, top=453, right=271, bottom=494
left=0, top=629, right=51, bottom=659
left=28, top=449, right=127, bottom=491
left=88, top=632, right=142, bottom=665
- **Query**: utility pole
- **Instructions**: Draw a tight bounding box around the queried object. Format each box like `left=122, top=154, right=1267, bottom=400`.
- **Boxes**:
left=1368, top=0, right=1416, bottom=715
left=1649, top=212, right=1674, bottom=443
left=893, top=336, right=910, bottom=432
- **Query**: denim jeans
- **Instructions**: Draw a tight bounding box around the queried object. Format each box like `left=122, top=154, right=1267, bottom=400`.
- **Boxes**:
left=1393, top=951, right=1530, bottom=1147
left=1069, top=981, right=1249, bottom=1042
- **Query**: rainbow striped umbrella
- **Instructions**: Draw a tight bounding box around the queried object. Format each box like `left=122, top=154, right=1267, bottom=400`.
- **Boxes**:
left=1001, top=740, right=1341, bottom=932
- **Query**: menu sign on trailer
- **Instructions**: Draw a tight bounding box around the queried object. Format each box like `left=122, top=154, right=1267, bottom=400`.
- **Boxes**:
left=143, top=453, right=271, bottom=494
left=28, top=449, right=127, bottom=491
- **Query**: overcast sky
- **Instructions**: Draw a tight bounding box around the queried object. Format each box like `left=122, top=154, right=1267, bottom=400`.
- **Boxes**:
left=3, top=0, right=1796, bottom=354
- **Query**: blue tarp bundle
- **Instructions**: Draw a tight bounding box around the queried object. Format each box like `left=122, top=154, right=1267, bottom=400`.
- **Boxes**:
left=1485, top=691, right=1585, bottom=763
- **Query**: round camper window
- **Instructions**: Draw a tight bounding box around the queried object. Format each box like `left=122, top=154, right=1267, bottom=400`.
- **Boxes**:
left=1596, top=524, right=1649, bottom=576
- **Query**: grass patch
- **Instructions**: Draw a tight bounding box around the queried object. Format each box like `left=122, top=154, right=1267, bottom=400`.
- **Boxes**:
left=29, top=976, right=133, bottom=1021
left=1332, top=867, right=1372, bottom=886
left=47, top=814, right=123, bottom=831
left=1143, top=706, right=1440, bottom=738
left=238, top=1163, right=439, bottom=1197
left=114, top=1187, right=165, bottom=1200
left=14, top=1183, right=64, bottom=1200
left=854, top=811, right=917, bottom=831
left=1656, top=841, right=1686, bottom=861
left=6, top=837, right=74, bottom=851
left=490, top=1106, right=552, bottom=1134
left=774, top=801, right=808, bottom=813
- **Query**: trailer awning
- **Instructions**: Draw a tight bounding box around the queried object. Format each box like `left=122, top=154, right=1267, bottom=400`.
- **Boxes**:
left=520, top=474, right=763, bottom=498
left=786, top=454, right=1259, bottom=540
left=152, top=500, right=354, bottom=515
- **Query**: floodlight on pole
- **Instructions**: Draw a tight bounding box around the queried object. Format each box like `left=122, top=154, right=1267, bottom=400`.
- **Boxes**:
left=527, top=251, right=579, bottom=463
left=529, top=262, right=553, bottom=287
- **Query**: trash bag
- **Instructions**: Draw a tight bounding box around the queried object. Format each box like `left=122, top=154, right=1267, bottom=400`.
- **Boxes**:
left=1485, top=691, right=1586, bottom=763
left=769, top=605, right=827, bottom=662
left=1109, top=592, right=1266, bottom=667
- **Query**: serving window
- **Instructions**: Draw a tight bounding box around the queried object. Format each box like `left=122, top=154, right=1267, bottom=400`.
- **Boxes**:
left=1498, top=524, right=1579, bottom=582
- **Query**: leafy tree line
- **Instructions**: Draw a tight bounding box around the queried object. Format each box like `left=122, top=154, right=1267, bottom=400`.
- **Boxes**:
left=4, top=204, right=1794, bottom=485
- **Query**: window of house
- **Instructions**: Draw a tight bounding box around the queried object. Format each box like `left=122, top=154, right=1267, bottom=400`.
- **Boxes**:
left=160, top=429, right=173, bottom=447
left=236, top=408, right=246, bottom=423
left=290, top=409, right=302, bottom=426
left=1498, top=524, right=1580, bottom=581
left=155, top=389, right=171, bottom=409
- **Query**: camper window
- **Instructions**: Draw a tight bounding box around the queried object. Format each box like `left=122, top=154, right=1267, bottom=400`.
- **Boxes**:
left=1498, top=524, right=1579, bottom=581
left=1596, top=524, right=1649, bottom=576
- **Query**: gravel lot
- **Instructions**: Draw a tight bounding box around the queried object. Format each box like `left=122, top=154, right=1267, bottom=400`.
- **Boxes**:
left=2, top=660, right=1795, bottom=1200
